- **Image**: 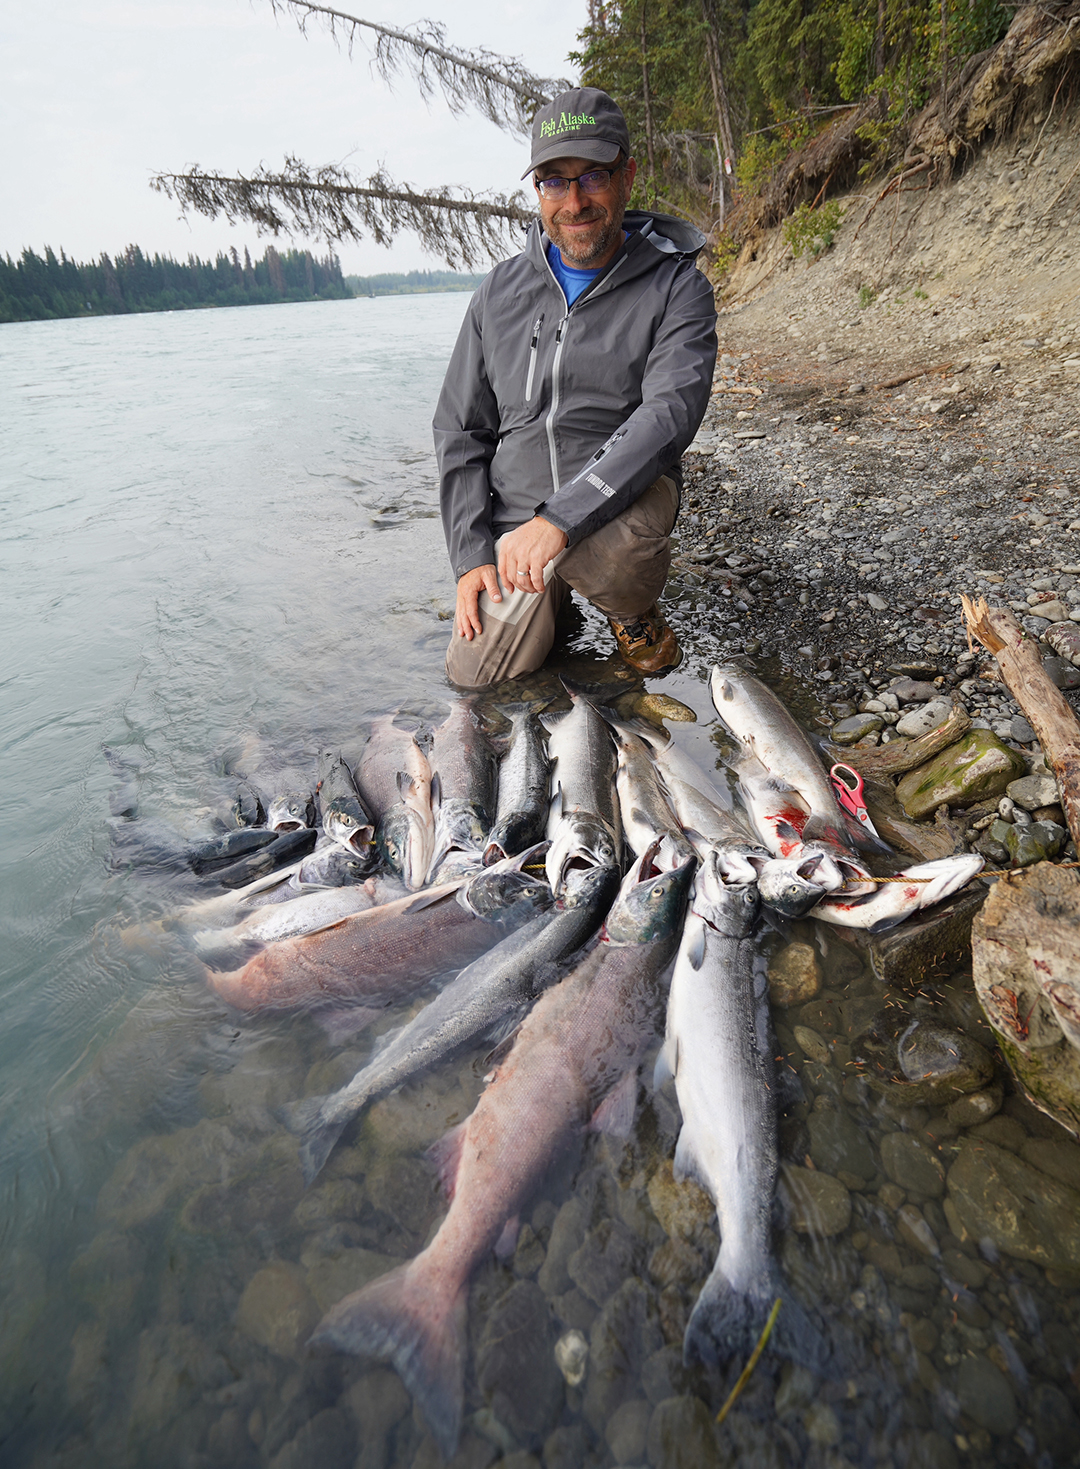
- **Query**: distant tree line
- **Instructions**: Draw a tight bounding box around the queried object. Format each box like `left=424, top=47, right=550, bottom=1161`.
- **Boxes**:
left=0, top=243, right=349, bottom=324
left=344, top=269, right=485, bottom=296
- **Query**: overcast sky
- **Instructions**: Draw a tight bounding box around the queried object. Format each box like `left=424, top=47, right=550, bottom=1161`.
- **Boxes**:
left=3, top=0, right=585, bottom=275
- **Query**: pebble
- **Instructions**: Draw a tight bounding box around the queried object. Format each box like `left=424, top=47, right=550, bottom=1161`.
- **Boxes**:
left=896, top=1202, right=940, bottom=1256
left=793, top=1025, right=831, bottom=1065
left=1006, top=772, right=1060, bottom=810
left=831, top=712, right=884, bottom=744
left=945, top=1086, right=1003, bottom=1127
left=1005, top=819, right=1067, bottom=866
left=605, top=1399, right=650, bottom=1465
left=645, top=1395, right=724, bottom=1469
left=554, top=1329, right=588, bottom=1387
left=808, top=1107, right=876, bottom=1181
left=889, top=678, right=940, bottom=704
left=235, top=1263, right=319, bottom=1359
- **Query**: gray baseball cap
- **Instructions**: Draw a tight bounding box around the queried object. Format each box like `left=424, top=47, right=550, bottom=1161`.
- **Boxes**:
left=523, top=87, right=631, bottom=180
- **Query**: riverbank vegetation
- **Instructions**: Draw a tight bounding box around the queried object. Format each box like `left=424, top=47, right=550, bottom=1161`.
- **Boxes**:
left=0, top=244, right=348, bottom=324
left=344, top=270, right=484, bottom=296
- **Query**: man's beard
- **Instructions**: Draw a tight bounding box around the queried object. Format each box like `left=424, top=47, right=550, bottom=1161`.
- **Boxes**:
left=544, top=202, right=625, bottom=266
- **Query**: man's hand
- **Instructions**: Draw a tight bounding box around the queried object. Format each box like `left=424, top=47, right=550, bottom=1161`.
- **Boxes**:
left=497, top=517, right=568, bottom=595
left=455, top=564, right=501, bottom=641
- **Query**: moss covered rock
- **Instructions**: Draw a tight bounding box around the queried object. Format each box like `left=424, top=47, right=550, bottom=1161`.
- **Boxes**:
left=895, top=731, right=1025, bottom=819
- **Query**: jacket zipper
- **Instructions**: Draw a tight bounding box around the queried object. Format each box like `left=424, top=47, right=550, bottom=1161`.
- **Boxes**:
left=524, top=315, right=544, bottom=402
left=542, top=247, right=630, bottom=495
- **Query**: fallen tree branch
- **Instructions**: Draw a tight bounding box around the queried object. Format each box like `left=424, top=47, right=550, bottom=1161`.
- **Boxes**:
left=872, top=361, right=954, bottom=390
left=824, top=702, right=971, bottom=776
left=853, top=157, right=934, bottom=242
left=961, top=597, right=1080, bottom=852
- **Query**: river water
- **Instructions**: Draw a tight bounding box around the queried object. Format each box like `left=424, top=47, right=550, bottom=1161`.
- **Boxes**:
left=1, top=296, right=1078, bottom=1469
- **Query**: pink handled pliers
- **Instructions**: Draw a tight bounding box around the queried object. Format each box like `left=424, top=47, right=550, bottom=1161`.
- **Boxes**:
left=830, top=763, right=881, bottom=840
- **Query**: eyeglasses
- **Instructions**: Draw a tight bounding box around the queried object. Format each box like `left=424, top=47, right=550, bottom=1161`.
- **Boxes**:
left=534, top=162, right=624, bottom=200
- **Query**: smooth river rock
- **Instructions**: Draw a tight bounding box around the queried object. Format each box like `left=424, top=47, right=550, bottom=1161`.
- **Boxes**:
left=955, top=1355, right=1018, bottom=1437
left=895, top=731, right=1026, bottom=819
left=856, top=1016, right=994, bottom=1105
left=945, top=1138, right=1080, bottom=1270
left=879, top=1133, right=946, bottom=1197
left=767, top=942, right=822, bottom=1006
left=778, top=1165, right=851, bottom=1235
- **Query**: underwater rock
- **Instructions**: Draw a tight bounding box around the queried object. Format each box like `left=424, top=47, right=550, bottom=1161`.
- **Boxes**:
left=955, top=1355, right=1018, bottom=1438
left=778, top=1164, right=851, bottom=1236
left=293, top=1179, right=365, bottom=1232
left=645, top=1395, right=725, bottom=1469
left=854, top=1014, right=994, bottom=1106
left=605, top=1398, right=651, bottom=1466
left=568, top=1220, right=639, bottom=1308
left=1032, top=1383, right=1080, bottom=1459
left=879, top=1133, right=946, bottom=1198
left=236, top=1262, right=319, bottom=1358
left=807, top=1107, right=876, bottom=1181
left=536, top=1197, right=587, bottom=1298
left=476, top=1280, right=563, bottom=1445
left=268, top=1408, right=356, bottom=1469
left=127, top=1322, right=228, bottom=1443
left=895, top=731, right=1026, bottom=820
left=946, top=1138, right=1080, bottom=1271
left=648, top=1238, right=706, bottom=1293
left=767, top=942, right=822, bottom=1008
left=646, top=1161, right=714, bottom=1245
left=97, top=1118, right=249, bottom=1230
left=304, top=1246, right=404, bottom=1315
left=583, top=1278, right=663, bottom=1434
left=554, top=1329, right=589, bottom=1387
left=944, top=1086, right=1003, bottom=1128
left=69, top=1231, right=146, bottom=1320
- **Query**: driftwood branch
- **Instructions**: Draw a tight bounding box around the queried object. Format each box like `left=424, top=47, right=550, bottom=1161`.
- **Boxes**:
left=824, top=702, right=971, bottom=777
left=872, top=361, right=954, bottom=391
left=852, top=156, right=935, bottom=242
left=151, top=159, right=533, bottom=268
left=264, top=0, right=572, bottom=135
left=962, top=597, right=1080, bottom=851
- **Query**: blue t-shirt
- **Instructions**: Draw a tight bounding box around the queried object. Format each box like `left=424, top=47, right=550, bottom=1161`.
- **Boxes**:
left=546, top=243, right=602, bottom=306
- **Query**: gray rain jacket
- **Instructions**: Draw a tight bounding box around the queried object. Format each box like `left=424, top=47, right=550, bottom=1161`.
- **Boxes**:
left=434, top=210, right=717, bottom=579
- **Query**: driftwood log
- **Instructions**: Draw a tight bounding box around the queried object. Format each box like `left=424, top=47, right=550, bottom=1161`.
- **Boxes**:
left=961, top=598, right=1080, bottom=852
left=824, top=702, right=971, bottom=777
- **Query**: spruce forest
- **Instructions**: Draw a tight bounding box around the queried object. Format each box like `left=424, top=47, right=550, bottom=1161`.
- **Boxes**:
left=0, top=244, right=348, bottom=325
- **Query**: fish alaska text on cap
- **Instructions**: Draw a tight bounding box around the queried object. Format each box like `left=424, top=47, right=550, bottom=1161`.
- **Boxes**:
left=523, top=87, right=632, bottom=179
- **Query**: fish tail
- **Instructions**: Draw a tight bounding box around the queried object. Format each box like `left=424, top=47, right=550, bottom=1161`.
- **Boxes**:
left=278, top=1094, right=351, bottom=1186
left=310, top=1262, right=466, bottom=1459
left=684, top=1259, right=826, bottom=1373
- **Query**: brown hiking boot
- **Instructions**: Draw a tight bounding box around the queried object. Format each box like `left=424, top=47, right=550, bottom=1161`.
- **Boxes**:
left=608, top=604, right=682, bottom=675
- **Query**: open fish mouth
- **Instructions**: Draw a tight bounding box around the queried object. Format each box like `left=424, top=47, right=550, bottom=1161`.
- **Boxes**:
left=327, top=815, right=375, bottom=853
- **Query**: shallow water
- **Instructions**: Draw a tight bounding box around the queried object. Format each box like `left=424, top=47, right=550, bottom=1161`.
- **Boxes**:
left=2, top=298, right=1079, bottom=1469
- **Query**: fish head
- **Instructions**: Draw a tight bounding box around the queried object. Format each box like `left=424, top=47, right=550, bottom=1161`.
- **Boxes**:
left=691, top=848, right=760, bottom=934
left=545, top=813, right=620, bottom=895
left=708, top=664, right=755, bottom=739
left=324, top=796, right=375, bottom=856
left=462, top=845, right=553, bottom=921
left=231, top=784, right=265, bottom=828
left=377, top=804, right=433, bottom=891
left=482, top=809, right=538, bottom=867
left=268, top=792, right=314, bottom=831
left=712, top=844, right=771, bottom=887
left=603, top=841, right=694, bottom=946
left=560, top=861, right=622, bottom=914
left=432, top=799, right=488, bottom=864
left=757, top=850, right=836, bottom=918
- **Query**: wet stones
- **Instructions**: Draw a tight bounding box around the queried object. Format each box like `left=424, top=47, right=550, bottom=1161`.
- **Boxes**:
left=1005, top=773, right=1060, bottom=810
left=303, top=1247, right=403, bottom=1315
left=1004, top=819, right=1067, bottom=866
left=945, top=1138, right=1080, bottom=1271
left=955, top=1355, right=1018, bottom=1438
left=945, top=1085, right=1003, bottom=1128
left=767, top=942, right=822, bottom=1007
left=583, top=1278, right=664, bottom=1432
left=236, top=1262, right=319, bottom=1358
left=537, top=1198, right=586, bottom=1297
left=605, top=1398, right=651, bottom=1464
left=879, top=1134, right=946, bottom=1198
left=778, top=1164, right=851, bottom=1236
left=895, top=730, right=1026, bottom=819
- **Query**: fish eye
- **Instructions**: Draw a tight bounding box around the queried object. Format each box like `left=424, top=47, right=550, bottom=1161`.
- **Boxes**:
left=651, top=885, right=663, bottom=898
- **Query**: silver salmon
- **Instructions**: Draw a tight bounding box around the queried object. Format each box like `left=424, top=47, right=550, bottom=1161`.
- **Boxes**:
left=814, top=853, right=984, bottom=932
left=484, top=702, right=551, bottom=865
left=428, top=701, right=497, bottom=878
left=282, top=860, right=621, bottom=1185
left=308, top=844, right=693, bottom=1456
left=543, top=688, right=621, bottom=893
left=656, top=851, right=825, bottom=1369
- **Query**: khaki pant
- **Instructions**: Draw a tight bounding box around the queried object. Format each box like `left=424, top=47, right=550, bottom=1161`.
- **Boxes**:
left=446, top=475, right=679, bottom=689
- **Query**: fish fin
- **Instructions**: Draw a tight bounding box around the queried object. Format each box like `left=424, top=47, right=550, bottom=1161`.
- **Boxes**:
left=197, top=937, right=266, bottom=973
left=683, top=1259, right=828, bottom=1374
left=483, top=1009, right=527, bottom=1054
left=589, top=1070, right=638, bottom=1139
left=494, top=1214, right=520, bottom=1260
left=427, top=1123, right=467, bottom=1202
left=402, top=887, right=458, bottom=916
left=539, top=708, right=570, bottom=735
left=653, top=1034, right=679, bottom=1089
left=309, top=1263, right=466, bottom=1460
left=683, top=915, right=707, bottom=972
left=278, top=1094, right=350, bottom=1187
left=672, top=1128, right=707, bottom=1186
left=839, top=808, right=893, bottom=855
left=800, top=813, right=851, bottom=851
left=314, top=1005, right=382, bottom=1045
left=397, top=770, right=416, bottom=801
left=548, top=783, right=563, bottom=820
left=429, top=771, right=442, bottom=811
